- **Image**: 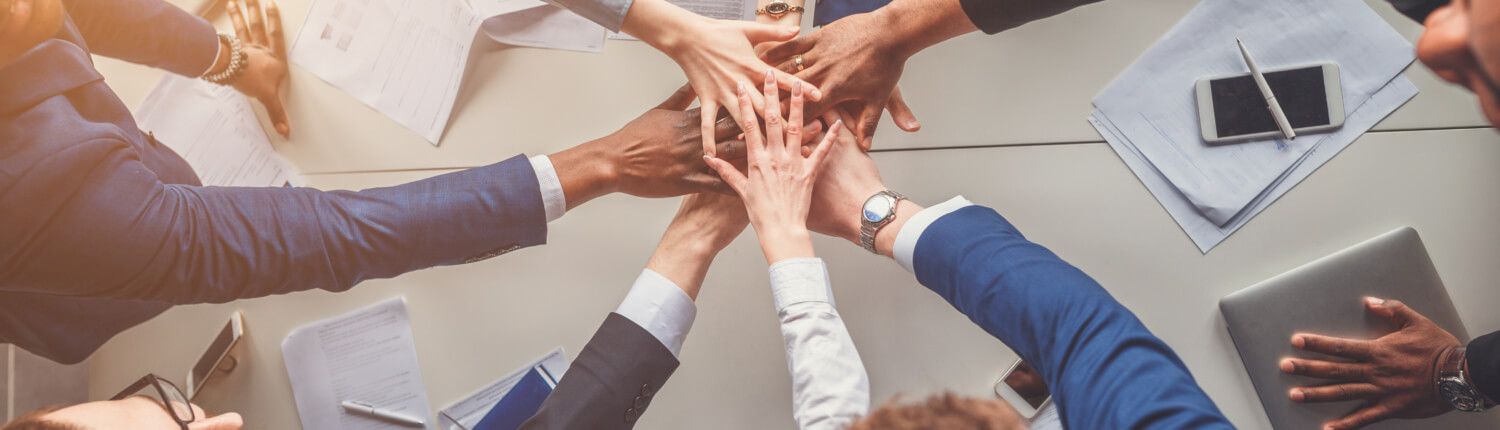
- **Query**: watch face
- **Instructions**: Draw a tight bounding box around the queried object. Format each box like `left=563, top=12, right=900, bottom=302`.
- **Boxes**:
left=765, top=1, right=789, bottom=14
left=1441, top=379, right=1482, bottom=412
left=863, top=195, right=893, bottom=223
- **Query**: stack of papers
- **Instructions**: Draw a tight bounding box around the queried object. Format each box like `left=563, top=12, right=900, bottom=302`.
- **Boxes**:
left=283, top=298, right=438, bottom=430
left=439, top=349, right=570, bottom=430
left=1089, top=0, right=1419, bottom=252
left=134, top=74, right=304, bottom=188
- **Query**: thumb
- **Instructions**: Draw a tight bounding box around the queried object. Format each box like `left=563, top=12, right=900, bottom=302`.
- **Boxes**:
left=856, top=101, right=883, bottom=151
left=263, top=94, right=291, bottom=138
left=741, top=21, right=800, bottom=45
left=188, top=412, right=244, bottom=430
left=1366, top=297, right=1418, bottom=328
left=655, top=84, right=696, bottom=111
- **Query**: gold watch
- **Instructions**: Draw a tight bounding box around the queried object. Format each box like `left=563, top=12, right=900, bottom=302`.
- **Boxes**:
left=756, top=1, right=804, bottom=17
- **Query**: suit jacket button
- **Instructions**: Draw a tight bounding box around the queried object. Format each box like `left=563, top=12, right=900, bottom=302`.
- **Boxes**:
left=624, top=407, right=639, bottom=422
left=634, top=395, right=647, bottom=409
left=640, top=383, right=654, bottom=397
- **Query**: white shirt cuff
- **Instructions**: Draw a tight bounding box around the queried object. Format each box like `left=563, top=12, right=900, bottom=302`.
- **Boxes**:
left=769, top=258, right=834, bottom=312
left=614, top=269, right=697, bottom=358
left=528, top=155, right=567, bottom=223
left=893, top=196, right=974, bottom=273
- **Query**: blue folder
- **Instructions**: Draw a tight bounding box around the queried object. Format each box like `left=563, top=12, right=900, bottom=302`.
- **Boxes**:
left=473, top=366, right=556, bottom=430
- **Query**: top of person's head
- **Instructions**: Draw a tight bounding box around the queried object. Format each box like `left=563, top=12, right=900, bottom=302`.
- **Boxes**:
left=1419, top=0, right=1500, bottom=127
left=0, top=406, right=84, bottom=430
left=846, top=392, right=1027, bottom=430
left=0, top=0, right=66, bottom=69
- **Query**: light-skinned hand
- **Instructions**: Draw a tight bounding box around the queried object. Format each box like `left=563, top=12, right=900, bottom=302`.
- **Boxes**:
left=226, top=0, right=290, bottom=137
left=705, top=69, right=839, bottom=264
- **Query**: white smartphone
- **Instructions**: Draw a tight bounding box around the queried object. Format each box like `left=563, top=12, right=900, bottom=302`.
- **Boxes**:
left=1195, top=62, right=1344, bottom=144
left=185, top=311, right=243, bottom=399
left=994, top=359, right=1051, bottom=419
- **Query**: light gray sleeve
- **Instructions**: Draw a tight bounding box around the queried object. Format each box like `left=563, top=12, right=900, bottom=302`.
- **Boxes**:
left=546, top=0, right=635, bottom=32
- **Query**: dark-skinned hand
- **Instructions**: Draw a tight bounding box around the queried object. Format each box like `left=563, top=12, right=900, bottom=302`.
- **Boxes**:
left=227, top=0, right=291, bottom=137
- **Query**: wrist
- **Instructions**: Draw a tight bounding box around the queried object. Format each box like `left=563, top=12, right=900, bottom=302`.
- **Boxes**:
left=205, top=36, right=231, bottom=77
left=549, top=140, right=619, bottom=210
left=758, top=226, right=814, bottom=264
left=873, top=0, right=976, bottom=58
left=874, top=199, right=922, bottom=257
left=623, top=0, right=701, bottom=54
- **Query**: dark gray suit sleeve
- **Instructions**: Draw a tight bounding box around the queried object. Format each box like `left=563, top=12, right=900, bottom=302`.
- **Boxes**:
left=520, top=313, right=680, bottom=430
left=957, top=0, right=1104, bottom=34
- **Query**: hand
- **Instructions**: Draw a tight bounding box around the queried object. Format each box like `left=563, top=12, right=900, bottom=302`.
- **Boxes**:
left=1282, top=297, right=1461, bottom=430
left=647, top=192, right=751, bottom=300
left=806, top=108, right=888, bottom=245
left=550, top=85, right=761, bottom=208
left=621, top=0, right=821, bottom=158
left=227, top=0, right=291, bottom=137
left=762, top=12, right=920, bottom=150
left=705, top=70, right=839, bottom=264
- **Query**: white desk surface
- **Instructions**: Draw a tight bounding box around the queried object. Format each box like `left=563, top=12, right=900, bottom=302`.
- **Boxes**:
left=88, top=127, right=1500, bottom=429
left=94, top=0, right=1489, bottom=175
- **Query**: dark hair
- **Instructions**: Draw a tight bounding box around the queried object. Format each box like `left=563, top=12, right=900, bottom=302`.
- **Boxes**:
left=846, top=392, right=1027, bottom=430
left=1, top=406, right=87, bottom=430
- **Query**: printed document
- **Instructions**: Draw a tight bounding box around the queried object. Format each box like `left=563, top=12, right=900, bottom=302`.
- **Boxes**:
left=438, top=349, right=570, bottom=430
left=290, top=0, right=482, bottom=145
left=134, top=74, right=303, bottom=187
left=1091, top=0, right=1415, bottom=226
left=480, top=4, right=606, bottom=53
left=283, top=298, right=438, bottom=430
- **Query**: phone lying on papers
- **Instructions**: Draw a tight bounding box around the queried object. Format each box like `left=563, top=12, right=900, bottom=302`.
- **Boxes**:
left=186, top=311, right=243, bottom=399
left=1196, top=62, right=1344, bottom=144
left=994, top=359, right=1051, bottom=419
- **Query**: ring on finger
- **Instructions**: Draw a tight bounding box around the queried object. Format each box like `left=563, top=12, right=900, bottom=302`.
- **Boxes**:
left=794, top=56, right=805, bottom=72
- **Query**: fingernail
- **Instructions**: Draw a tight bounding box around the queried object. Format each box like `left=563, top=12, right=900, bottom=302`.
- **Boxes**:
left=793, top=81, right=802, bottom=96
left=1366, top=297, right=1384, bottom=306
left=833, top=119, right=843, bottom=129
left=765, top=68, right=775, bottom=81
left=737, top=82, right=745, bottom=95
left=703, top=155, right=712, bottom=161
left=1291, top=335, right=1304, bottom=348
left=1290, top=389, right=1304, bottom=402
left=784, top=26, right=798, bottom=35
left=1280, top=359, right=1295, bottom=373
left=812, top=88, right=823, bottom=99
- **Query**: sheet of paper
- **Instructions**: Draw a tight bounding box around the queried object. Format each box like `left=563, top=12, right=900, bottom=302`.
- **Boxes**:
left=134, top=74, right=304, bottom=187
left=1089, top=76, right=1418, bottom=253
left=1091, top=0, right=1415, bottom=225
left=481, top=4, right=606, bottom=53
left=283, top=298, right=438, bottom=430
left=608, top=0, right=752, bottom=40
left=290, top=0, right=482, bottom=145
left=437, top=348, right=570, bottom=430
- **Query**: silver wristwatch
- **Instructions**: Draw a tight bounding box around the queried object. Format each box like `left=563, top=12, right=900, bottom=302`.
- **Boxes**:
left=1438, top=346, right=1494, bottom=412
left=860, top=190, right=906, bottom=254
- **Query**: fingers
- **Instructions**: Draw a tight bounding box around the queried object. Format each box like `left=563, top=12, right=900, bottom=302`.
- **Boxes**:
left=1288, top=383, right=1381, bottom=404
left=886, top=86, right=921, bottom=132
left=714, top=139, right=748, bottom=161
left=788, top=81, right=805, bottom=152
left=682, top=172, right=730, bottom=195
left=1293, top=334, right=1375, bottom=360
left=265, top=0, right=287, bottom=60
left=1280, top=358, right=1370, bottom=381
left=244, top=0, right=269, bottom=45
left=713, top=113, right=741, bottom=141
left=656, top=84, right=697, bottom=111
left=1325, top=404, right=1393, bottom=430
left=762, top=70, right=785, bottom=154
left=228, top=0, right=251, bottom=42
left=1365, top=297, right=1421, bottom=329
left=763, top=35, right=812, bottom=64
left=704, top=156, right=749, bottom=196
left=806, top=119, right=842, bottom=171
left=701, top=100, right=720, bottom=158
left=736, top=83, right=766, bottom=158
left=741, top=21, right=800, bottom=45
left=855, top=101, right=884, bottom=151
left=263, top=94, right=291, bottom=137
left=772, top=68, right=820, bottom=101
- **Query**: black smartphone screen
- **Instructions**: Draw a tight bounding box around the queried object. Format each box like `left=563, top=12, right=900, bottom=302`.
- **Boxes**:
left=192, top=321, right=236, bottom=386
left=1210, top=66, right=1331, bottom=138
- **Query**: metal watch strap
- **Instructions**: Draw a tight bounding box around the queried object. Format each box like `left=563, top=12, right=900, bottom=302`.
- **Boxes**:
left=860, top=190, right=905, bottom=254
left=203, top=33, right=247, bottom=86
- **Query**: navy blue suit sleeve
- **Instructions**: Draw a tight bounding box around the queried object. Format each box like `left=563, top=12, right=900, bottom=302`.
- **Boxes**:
left=911, top=206, right=1231, bottom=429
left=0, top=292, right=170, bottom=364
left=61, top=0, right=218, bottom=77
left=0, top=137, right=547, bottom=305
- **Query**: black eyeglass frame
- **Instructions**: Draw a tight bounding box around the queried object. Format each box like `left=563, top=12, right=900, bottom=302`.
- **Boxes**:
left=111, top=374, right=195, bottom=430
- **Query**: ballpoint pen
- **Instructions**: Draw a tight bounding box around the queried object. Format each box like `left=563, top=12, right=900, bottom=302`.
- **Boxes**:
left=1237, top=38, right=1296, bottom=140
left=342, top=400, right=427, bottom=427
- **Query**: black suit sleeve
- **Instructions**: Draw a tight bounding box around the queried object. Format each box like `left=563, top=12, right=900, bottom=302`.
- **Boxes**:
left=520, top=313, right=680, bottom=430
left=1468, top=331, right=1500, bottom=403
left=1386, top=0, right=1446, bottom=23
left=957, top=0, right=1104, bottom=34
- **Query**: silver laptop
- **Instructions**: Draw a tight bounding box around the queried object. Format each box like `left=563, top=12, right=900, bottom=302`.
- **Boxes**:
left=1220, top=227, right=1498, bottom=429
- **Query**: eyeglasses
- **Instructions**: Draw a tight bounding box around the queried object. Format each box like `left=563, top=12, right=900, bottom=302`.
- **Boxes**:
left=111, top=374, right=195, bottom=430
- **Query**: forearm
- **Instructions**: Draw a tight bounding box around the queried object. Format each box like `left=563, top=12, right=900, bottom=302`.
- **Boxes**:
left=619, top=0, right=703, bottom=52
left=771, top=258, right=870, bottom=430
left=645, top=227, right=723, bottom=301
left=548, top=139, right=618, bottom=211
left=912, top=207, right=1230, bottom=428
left=62, top=0, right=219, bottom=76
left=869, top=0, right=977, bottom=58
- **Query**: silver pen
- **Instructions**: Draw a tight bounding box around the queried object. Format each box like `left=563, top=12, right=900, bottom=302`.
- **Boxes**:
left=1237, top=38, right=1296, bottom=140
left=341, top=400, right=426, bottom=427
